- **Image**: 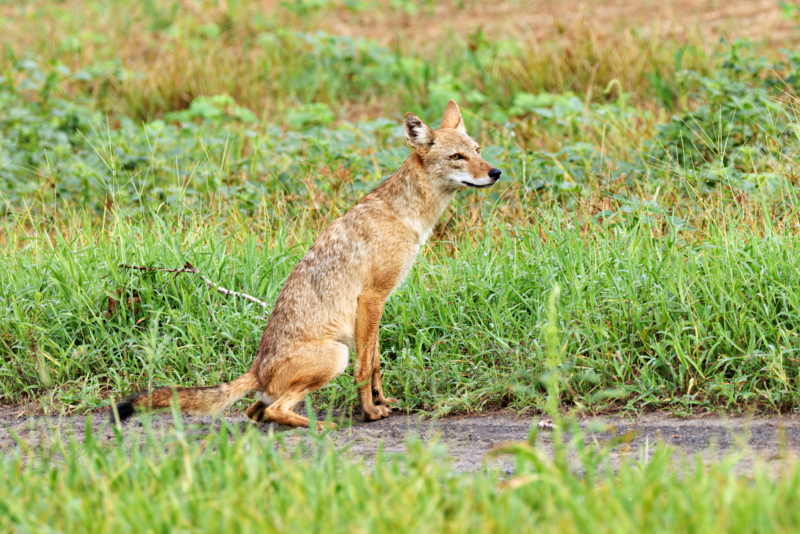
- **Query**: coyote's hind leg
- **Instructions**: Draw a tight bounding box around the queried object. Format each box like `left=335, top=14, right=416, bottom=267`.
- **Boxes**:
left=260, top=340, right=348, bottom=430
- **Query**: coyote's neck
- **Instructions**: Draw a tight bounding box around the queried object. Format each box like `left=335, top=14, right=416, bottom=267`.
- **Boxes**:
left=378, top=155, right=455, bottom=245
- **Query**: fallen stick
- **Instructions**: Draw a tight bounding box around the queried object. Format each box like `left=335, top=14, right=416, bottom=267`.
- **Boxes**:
left=118, top=262, right=270, bottom=310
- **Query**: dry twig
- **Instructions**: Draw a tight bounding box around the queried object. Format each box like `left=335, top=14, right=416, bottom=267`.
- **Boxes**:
left=118, top=262, right=270, bottom=310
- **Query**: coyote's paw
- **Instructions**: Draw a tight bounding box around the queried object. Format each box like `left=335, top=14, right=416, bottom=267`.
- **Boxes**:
left=246, top=400, right=268, bottom=423
left=375, top=397, right=401, bottom=413
left=363, top=403, right=392, bottom=421
left=372, top=389, right=400, bottom=409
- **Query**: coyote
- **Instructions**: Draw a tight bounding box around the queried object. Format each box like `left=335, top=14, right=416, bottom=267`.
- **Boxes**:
left=112, top=100, right=501, bottom=429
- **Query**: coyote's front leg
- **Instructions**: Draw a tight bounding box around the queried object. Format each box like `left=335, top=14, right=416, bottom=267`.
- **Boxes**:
left=371, top=337, right=399, bottom=409
left=355, top=294, right=392, bottom=421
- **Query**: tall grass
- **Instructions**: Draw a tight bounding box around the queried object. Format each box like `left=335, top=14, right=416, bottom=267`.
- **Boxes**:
left=2, top=0, right=800, bottom=416
left=5, top=2, right=800, bottom=531
left=4, top=192, right=800, bottom=415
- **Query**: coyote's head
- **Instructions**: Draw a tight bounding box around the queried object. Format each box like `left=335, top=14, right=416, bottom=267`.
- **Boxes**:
left=403, top=100, right=501, bottom=190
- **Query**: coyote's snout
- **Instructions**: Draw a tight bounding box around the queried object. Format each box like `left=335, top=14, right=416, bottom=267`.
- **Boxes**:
left=111, top=100, right=501, bottom=430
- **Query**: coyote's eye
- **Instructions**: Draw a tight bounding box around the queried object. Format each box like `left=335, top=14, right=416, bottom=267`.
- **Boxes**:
left=450, top=154, right=462, bottom=160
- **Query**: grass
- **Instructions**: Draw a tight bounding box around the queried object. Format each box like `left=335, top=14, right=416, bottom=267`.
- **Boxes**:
left=3, top=0, right=800, bottom=416
left=3, top=413, right=800, bottom=533
left=5, top=0, right=800, bottom=530
left=4, top=198, right=800, bottom=416
left=0, top=1, right=799, bottom=418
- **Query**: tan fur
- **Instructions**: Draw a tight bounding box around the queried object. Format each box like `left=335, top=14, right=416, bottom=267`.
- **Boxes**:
left=111, top=100, right=501, bottom=430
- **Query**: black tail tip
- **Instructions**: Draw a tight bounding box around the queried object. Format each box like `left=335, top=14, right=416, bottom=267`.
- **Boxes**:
left=110, top=400, right=135, bottom=424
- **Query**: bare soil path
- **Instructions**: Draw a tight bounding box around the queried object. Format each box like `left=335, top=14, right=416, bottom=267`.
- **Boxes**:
left=3, top=408, right=799, bottom=476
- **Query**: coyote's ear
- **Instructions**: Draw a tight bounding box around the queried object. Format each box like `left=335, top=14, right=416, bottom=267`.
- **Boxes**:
left=440, top=100, right=465, bottom=132
left=403, top=113, right=434, bottom=152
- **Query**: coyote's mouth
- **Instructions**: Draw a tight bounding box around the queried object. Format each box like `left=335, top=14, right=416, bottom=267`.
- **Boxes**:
left=461, top=181, right=494, bottom=188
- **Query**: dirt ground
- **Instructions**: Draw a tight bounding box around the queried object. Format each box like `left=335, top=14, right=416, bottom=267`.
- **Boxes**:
left=3, top=407, right=799, bottom=476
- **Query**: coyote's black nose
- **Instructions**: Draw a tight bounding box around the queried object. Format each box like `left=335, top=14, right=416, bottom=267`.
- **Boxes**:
left=489, top=168, right=502, bottom=181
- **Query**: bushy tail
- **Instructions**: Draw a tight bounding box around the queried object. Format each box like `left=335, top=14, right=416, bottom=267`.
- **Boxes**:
left=111, top=373, right=258, bottom=423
